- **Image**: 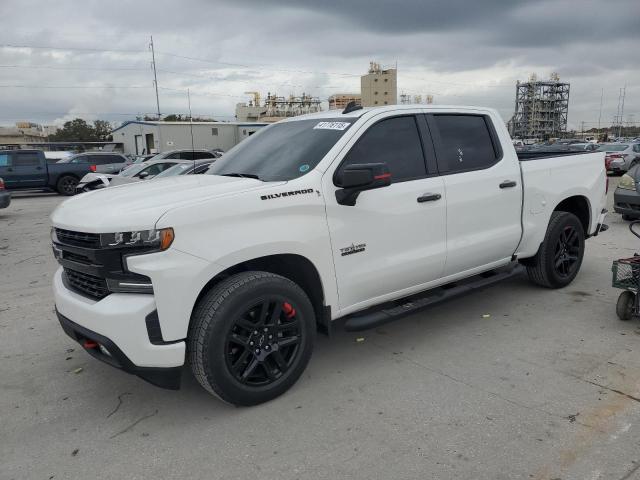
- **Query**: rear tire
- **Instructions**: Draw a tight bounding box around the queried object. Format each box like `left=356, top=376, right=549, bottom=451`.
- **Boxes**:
left=616, top=291, right=635, bottom=321
left=56, top=175, right=78, bottom=196
left=526, top=211, right=585, bottom=289
left=188, top=271, right=315, bottom=406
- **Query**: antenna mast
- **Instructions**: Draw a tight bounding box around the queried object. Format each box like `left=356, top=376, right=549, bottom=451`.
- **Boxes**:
left=188, top=88, right=196, bottom=171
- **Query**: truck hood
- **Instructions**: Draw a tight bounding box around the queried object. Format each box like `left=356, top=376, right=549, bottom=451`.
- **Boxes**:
left=51, top=175, right=280, bottom=232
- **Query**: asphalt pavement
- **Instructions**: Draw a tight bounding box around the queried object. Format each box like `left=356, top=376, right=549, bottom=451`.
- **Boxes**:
left=1, top=182, right=639, bottom=480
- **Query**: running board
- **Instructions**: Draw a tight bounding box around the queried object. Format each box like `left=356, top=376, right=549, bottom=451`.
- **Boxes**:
left=343, top=264, right=524, bottom=332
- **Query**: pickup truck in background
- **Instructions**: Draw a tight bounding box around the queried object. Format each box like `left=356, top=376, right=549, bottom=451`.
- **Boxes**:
left=50, top=105, right=608, bottom=405
left=0, top=149, right=92, bottom=195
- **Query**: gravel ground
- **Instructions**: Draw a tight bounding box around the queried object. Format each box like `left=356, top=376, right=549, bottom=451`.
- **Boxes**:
left=1, top=182, right=639, bottom=480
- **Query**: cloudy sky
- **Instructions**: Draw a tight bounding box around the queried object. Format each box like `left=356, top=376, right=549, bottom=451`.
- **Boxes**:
left=0, top=0, right=638, bottom=130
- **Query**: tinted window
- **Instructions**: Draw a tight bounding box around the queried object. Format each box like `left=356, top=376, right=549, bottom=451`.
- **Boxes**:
left=208, top=118, right=355, bottom=181
left=12, top=152, right=41, bottom=166
left=431, top=115, right=498, bottom=174
left=341, top=116, right=426, bottom=182
left=164, top=152, right=183, bottom=159
left=194, top=151, right=214, bottom=159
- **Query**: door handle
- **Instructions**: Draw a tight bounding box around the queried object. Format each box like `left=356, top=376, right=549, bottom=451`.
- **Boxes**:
left=6, top=168, right=13, bottom=172
left=499, top=180, right=517, bottom=189
left=36, top=166, right=43, bottom=170
left=417, top=193, right=442, bottom=203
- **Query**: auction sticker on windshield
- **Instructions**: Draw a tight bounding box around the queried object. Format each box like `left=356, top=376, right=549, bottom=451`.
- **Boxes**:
left=313, top=121, right=351, bottom=131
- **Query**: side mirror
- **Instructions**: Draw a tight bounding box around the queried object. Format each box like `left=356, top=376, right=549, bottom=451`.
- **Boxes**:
left=334, top=163, right=391, bottom=206
left=137, top=171, right=149, bottom=179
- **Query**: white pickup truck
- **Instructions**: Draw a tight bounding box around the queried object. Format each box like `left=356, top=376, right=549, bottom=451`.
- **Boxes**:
left=50, top=104, right=608, bottom=405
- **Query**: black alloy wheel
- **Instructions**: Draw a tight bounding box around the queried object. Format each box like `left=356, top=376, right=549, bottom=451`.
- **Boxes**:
left=189, top=271, right=315, bottom=406
left=57, top=176, right=78, bottom=195
left=554, top=225, right=580, bottom=278
left=225, top=298, right=301, bottom=386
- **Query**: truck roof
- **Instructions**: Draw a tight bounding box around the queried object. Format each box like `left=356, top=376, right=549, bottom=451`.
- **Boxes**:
left=281, top=104, right=496, bottom=122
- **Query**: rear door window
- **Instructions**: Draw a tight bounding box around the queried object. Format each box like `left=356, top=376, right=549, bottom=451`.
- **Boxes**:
left=429, top=115, right=500, bottom=174
left=340, top=115, right=427, bottom=183
left=12, top=152, right=41, bottom=166
left=0, top=153, right=9, bottom=166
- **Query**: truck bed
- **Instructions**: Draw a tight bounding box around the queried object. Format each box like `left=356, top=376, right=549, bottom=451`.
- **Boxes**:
left=517, top=150, right=589, bottom=161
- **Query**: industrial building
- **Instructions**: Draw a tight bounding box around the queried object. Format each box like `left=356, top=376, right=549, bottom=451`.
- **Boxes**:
left=235, top=92, right=322, bottom=122
left=0, top=122, right=58, bottom=147
left=360, top=62, right=397, bottom=107
left=509, top=73, right=570, bottom=140
left=111, top=120, right=266, bottom=156
left=328, top=94, right=361, bottom=110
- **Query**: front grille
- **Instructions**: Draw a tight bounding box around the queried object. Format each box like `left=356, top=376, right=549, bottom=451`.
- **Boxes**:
left=55, top=228, right=101, bottom=248
left=64, top=268, right=109, bottom=300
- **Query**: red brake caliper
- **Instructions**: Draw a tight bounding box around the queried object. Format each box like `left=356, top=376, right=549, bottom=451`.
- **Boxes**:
left=282, top=302, right=296, bottom=319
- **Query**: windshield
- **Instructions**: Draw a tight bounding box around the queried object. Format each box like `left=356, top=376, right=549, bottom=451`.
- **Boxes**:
left=599, top=144, right=628, bottom=151
left=207, top=118, right=356, bottom=181
left=119, top=163, right=148, bottom=177
left=154, top=163, right=191, bottom=178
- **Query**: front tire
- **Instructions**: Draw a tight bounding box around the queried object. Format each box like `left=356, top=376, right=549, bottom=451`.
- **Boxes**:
left=526, top=211, right=585, bottom=289
left=56, top=175, right=78, bottom=196
left=188, top=272, right=316, bottom=406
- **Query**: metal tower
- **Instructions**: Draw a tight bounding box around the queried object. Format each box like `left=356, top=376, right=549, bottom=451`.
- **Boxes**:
left=510, top=73, right=570, bottom=140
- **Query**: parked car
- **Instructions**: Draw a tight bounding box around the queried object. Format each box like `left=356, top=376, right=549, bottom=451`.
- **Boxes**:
left=614, top=164, right=640, bottom=220
left=76, top=158, right=212, bottom=192
left=0, top=177, right=10, bottom=209
left=599, top=143, right=640, bottom=173
left=568, top=143, right=600, bottom=152
left=120, top=149, right=221, bottom=171
left=0, top=149, right=92, bottom=195
left=58, top=152, right=129, bottom=174
left=51, top=105, right=607, bottom=405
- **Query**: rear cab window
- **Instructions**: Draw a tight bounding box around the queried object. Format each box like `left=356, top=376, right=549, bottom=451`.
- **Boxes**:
left=428, top=114, right=501, bottom=174
left=11, top=152, right=42, bottom=166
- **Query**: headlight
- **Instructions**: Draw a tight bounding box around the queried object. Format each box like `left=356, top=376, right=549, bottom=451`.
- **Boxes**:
left=99, top=228, right=174, bottom=251
left=619, top=174, right=636, bottom=191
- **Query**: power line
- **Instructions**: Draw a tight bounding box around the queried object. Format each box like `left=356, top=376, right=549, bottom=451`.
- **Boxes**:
left=0, top=84, right=150, bottom=89
left=0, top=64, right=149, bottom=72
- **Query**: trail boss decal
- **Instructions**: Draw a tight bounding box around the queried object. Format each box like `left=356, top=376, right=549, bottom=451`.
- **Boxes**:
left=261, top=189, right=314, bottom=201
left=340, top=243, right=366, bottom=256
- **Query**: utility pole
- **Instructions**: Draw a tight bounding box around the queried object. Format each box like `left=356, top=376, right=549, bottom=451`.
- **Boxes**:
left=597, top=88, right=603, bottom=132
left=150, top=35, right=161, bottom=119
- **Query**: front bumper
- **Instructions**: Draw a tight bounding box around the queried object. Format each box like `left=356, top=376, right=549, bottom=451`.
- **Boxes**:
left=53, top=268, right=185, bottom=387
left=0, top=191, right=10, bottom=209
left=57, top=310, right=182, bottom=389
left=614, top=188, right=640, bottom=218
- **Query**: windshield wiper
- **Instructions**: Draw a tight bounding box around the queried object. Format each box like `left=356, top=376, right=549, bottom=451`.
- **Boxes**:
left=220, top=173, right=262, bottom=180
